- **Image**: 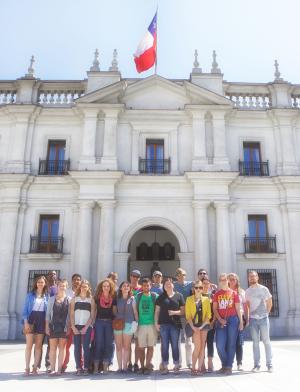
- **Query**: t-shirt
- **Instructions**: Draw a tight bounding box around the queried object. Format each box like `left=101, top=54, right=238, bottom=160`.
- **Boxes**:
left=151, top=284, right=163, bottom=295
left=156, top=292, right=185, bottom=326
left=115, top=296, right=135, bottom=323
left=245, top=284, right=272, bottom=320
left=96, top=297, right=117, bottom=319
left=138, top=293, right=157, bottom=325
left=173, top=281, right=192, bottom=300
left=131, top=286, right=142, bottom=296
left=213, top=289, right=240, bottom=318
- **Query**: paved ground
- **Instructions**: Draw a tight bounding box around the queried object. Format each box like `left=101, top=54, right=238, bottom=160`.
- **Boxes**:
left=0, top=339, right=299, bottom=392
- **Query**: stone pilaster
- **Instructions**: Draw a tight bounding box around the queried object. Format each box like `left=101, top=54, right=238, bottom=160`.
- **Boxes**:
left=193, top=201, right=210, bottom=275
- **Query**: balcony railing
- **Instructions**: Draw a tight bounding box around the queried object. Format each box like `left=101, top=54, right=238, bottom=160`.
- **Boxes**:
left=244, top=236, right=277, bottom=253
left=30, top=235, right=64, bottom=253
left=139, top=158, right=171, bottom=174
left=239, top=160, right=269, bottom=176
left=38, top=159, right=70, bottom=175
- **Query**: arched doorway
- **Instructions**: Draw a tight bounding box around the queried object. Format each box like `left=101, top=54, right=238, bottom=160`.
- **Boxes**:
left=127, top=225, right=180, bottom=278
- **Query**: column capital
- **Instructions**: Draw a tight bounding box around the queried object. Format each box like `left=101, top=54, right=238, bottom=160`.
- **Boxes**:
left=97, top=200, right=117, bottom=209
left=78, top=200, right=96, bottom=209
left=114, top=252, right=130, bottom=263
left=214, top=200, right=231, bottom=209
left=192, top=200, right=211, bottom=209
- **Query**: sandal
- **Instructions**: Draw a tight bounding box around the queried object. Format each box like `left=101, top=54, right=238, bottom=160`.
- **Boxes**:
left=23, top=368, right=30, bottom=377
left=31, top=367, right=38, bottom=376
left=48, top=370, right=56, bottom=377
left=191, top=369, right=198, bottom=376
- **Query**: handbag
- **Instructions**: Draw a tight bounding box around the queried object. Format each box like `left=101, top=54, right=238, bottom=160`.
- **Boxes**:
left=23, top=323, right=35, bottom=335
left=112, top=318, right=125, bottom=330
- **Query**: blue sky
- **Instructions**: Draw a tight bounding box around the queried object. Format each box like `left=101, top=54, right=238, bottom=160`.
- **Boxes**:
left=0, top=0, right=299, bottom=83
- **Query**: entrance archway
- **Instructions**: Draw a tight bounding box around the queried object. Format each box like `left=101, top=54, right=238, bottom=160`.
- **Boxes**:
left=127, top=225, right=180, bottom=278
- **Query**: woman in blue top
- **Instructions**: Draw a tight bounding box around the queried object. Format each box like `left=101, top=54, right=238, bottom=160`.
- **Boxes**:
left=22, top=275, right=48, bottom=376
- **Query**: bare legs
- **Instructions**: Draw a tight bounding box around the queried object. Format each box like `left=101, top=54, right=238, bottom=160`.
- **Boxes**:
left=25, top=333, right=44, bottom=374
left=115, top=333, right=132, bottom=370
left=192, top=330, right=208, bottom=373
left=49, top=338, right=67, bottom=373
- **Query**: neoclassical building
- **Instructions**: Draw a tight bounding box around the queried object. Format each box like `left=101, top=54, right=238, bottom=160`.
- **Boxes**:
left=0, top=51, right=300, bottom=339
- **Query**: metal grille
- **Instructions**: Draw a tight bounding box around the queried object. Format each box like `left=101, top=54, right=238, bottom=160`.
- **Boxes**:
left=239, top=160, right=269, bottom=176
left=139, top=158, right=171, bottom=174
left=38, top=159, right=70, bottom=175
left=247, top=269, right=279, bottom=317
left=27, top=269, right=60, bottom=292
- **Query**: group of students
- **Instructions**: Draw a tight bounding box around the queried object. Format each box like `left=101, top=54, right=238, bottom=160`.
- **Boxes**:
left=22, top=267, right=273, bottom=377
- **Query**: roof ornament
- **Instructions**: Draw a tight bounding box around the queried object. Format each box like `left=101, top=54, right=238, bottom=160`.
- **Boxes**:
left=192, top=49, right=202, bottom=73
left=90, top=49, right=100, bottom=71
left=25, top=55, right=35, bottom=78
left=211, top=50, right=221, bottom=74
left=274, top=59, right=283, bottom=82
left=109, top=49, right=118, bottom=71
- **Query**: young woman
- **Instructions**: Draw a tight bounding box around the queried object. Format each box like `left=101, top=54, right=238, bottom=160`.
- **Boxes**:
left=46, top=279, right=70, bottom=376
left=213, top=273, right=244, bottom=375
left=70, top=280, right=96, bottom=375
left=93, top=279, right=117, bottom=374
left=22, top=275, right=48, bottom=376
left=185, top=280, right=212, bottom=376
left=155, top=278, right=185, bottom=375
left=202, top=277, right=216, bottom=372
left=113, top=281, right=138, bottom=372
left=228, top=272, right=247, bottom=371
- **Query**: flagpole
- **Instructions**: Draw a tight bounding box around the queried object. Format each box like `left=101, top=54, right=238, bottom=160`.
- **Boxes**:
left=155, top=4, right=158, bottom=75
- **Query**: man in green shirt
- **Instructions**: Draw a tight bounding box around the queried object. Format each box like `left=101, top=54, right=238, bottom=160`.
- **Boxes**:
left=136, top=278, right=158, bottom=374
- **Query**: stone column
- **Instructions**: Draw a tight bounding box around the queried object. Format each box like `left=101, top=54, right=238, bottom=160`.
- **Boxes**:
left=178, top=252, right=194, bottom=279
left=193, top=201, right=210, bottom=275
left=79, top=107, right=99, bottom=168
left=101, top=108, right=121, bottom=170
left=97, top=201, right=116, bottom=279
left=0, top=203, right=20, bottom=339
left=131, top=129, right=140, bottom=174
left=212, top=111, right=230, bottom=170
left=214, top=201, right=232, bottom=275
left=75, top=201, right=95, bottom=279
left=114, top=253, right=130, bottom=281
left=170, top=128, right=179, bottom=174
left=190, top=110, right=208, bottom=170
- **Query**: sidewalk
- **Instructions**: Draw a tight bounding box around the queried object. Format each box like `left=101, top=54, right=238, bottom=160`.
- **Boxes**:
left=0, top=339, right=298, bottom=392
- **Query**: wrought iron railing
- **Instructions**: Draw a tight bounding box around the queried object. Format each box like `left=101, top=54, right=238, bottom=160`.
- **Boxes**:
left=30, top=236, right=64, bottom=253
left=244, top=236, right=276, bottom=253
left=139, top=158, right=171, bottom=174
left=239, top=160, right=269, bottom=176
left=38, top=159, right=70, bottom=175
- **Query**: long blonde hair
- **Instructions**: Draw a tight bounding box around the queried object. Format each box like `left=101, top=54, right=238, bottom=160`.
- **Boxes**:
left=75, top=279, right=92, bottom=298
left=227, top=272, right=242, bottom=294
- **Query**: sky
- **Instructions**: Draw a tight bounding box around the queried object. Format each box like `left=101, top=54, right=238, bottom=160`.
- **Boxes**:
left=0, top=0, right=299, bottom=83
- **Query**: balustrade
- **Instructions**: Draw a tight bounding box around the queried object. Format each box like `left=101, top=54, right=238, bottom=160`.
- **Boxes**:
left=227, top=94, right=272, bottom=109
left=291, top=95, right=300, bottom=108
left=0, top=90, right=17, bottom=104
left=38, top=89, right=84, bottom=105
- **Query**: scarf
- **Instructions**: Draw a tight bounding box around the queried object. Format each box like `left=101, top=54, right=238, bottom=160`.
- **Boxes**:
left=99, top=294, right=113, bottom=308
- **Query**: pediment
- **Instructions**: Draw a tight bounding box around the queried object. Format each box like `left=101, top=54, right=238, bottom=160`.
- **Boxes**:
left=76, top=74, right=232, bottom=109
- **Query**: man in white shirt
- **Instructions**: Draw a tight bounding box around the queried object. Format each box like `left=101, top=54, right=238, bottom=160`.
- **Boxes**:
left=245, top=270, right=273, bottom=372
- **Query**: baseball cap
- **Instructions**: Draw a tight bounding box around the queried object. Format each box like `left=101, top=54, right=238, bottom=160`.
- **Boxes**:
left=152, top=271, right=162, bottom=277
left=130, top=269, right=141, bottom=277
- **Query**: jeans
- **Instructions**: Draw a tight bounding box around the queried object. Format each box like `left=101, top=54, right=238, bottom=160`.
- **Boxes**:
left=215, top=315, right=239, bottom=369
left=94, top=319, right=114, bottom=363
left=73, top=326, right=92, bottom=369
left=160, top=324, right=180, bottom=366
left=236, top=330, right=244, bottom=365
left=206, top=327, right=215, bottom=358
left=249, top=317, right=272, bottom=367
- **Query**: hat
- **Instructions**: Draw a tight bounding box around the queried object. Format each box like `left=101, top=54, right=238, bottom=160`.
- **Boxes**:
left=152, top=270, right=162, bottom=277
left=130, top=269, right=141, bottom=277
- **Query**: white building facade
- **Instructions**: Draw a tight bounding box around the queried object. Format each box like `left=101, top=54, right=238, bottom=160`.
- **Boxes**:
left=0, top=52, right=300, bottom=339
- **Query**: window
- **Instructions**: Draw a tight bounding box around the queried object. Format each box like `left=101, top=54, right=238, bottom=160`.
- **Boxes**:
left=47, top=140, right=66, bottom=162
left=247, top=269, right=279, bottom=317
left=30, top=215, right=63, bottom=253
left=243, top=142, right=261, bottom=163
left=39, top=140, right=69, bottom=175
left=27, top=269, right=60, bottom=292
left=245, top=215, right=276, bottom=253
left=248, top=215, right=268, bottom=238
left=146, top=139, right=164, bottom=161
left=240, top=142, right=269, bottom=176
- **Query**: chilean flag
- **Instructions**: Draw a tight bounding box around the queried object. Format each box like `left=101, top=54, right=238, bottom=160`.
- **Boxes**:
left=134, top=12, right=157, bottom=73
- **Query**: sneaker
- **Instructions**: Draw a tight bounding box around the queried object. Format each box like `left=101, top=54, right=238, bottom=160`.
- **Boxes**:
left=127, top=363, right=133, bottom=372
left=216, top=367, right=225, bottom=374
left=267, top=366, right=273, bottom=373
left=173, top=365, right=180, bottom=374
left=143, top=368, right=152, bottom=375
left=223, top=368, right=232, bottom=376
left=252, top=366, right=261, bottom=372
left=82, top=369, right=89, bottom=376
left=160, top=367, right=169, bottom=375
left=137, top=367, right=144, bottom=375
left=75, top=369, right=83, bottom=376
left=133, top=363, right=139, bottom=373
left=237, top=364, right=243, bottom=371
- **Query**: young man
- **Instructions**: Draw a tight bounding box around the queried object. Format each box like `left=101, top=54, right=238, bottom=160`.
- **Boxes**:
left=136, top=278, right=158, bottom=374
left=245, top=270, right=273, bottom=372
left=173, top=268, right=193, bottom=368
left=62, top=273, right=82, bottom=372
left=128, top=269, right=142, bottom=372
left=151, top=270, right=163, bottom=295
left=197, top=268, right=217, bottom=292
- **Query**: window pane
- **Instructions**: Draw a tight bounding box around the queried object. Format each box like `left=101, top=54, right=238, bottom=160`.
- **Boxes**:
left=248, top=220, right=257, bottom=237
left=40, top=220, right=49, bottom=237
left=50, top=220, right=59, bottom=237
left=243, top=147, right=251, bottom=162
left=258, top=219, right=267, bottom=237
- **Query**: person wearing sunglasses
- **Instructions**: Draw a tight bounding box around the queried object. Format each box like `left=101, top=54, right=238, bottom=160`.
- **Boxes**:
left=213, top=273, right=244, bottom=375
left=185, top=280, right=211, bottom=376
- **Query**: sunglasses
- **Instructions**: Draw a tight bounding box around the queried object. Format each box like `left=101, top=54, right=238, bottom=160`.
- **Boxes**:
left=198, top=272, right=207, bottom=275
left=194, top=286, right=203, bottom=290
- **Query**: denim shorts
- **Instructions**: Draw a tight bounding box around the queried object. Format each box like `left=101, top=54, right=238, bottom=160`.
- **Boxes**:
left=114, top=322, right=133, bottom=335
